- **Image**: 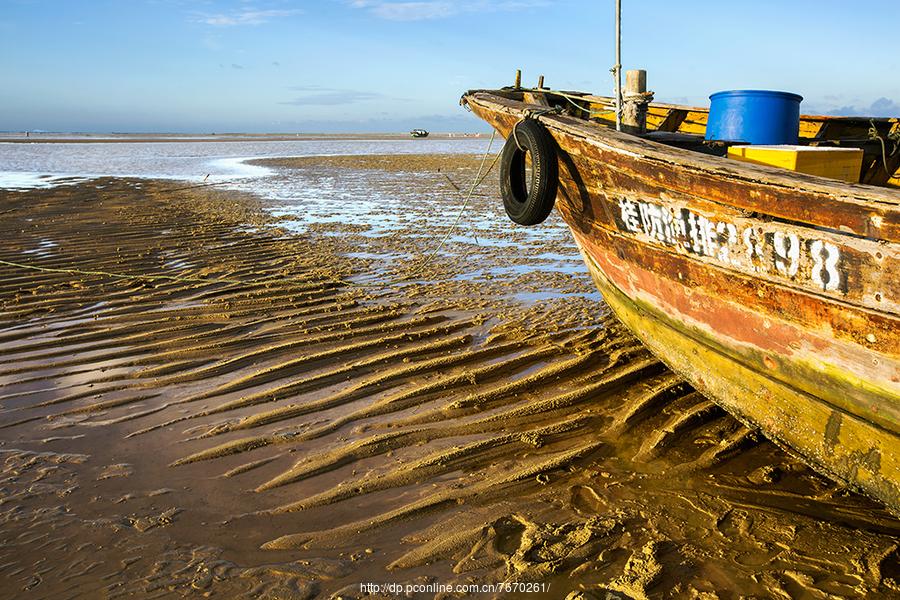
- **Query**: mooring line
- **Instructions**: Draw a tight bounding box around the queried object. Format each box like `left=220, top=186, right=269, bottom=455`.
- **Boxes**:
left=399, top=130, right=499, bottom=281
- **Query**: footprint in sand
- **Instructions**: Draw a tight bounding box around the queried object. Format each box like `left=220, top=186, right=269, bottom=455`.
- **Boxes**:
left=570, top=484, right=607, bottom=515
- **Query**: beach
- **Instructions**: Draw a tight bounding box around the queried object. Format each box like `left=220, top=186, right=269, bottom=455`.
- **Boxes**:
left=1, top=144, right=899, bottom=599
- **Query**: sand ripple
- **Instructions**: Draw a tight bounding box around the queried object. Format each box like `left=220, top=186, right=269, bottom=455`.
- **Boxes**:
left=1, top=162, right=898, bottom=598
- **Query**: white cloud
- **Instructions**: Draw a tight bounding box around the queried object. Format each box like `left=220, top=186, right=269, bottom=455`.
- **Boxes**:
left=280, top=85, right=413, bottom=106
left=348, top=0, right=546, bottom=21
left=281, top=86, right=385, bottom=106
left=819, top=97, right=900, bottom=118
left=360, top=2, right=455, bottom=21
left=197, top=8, right=302, bottom=27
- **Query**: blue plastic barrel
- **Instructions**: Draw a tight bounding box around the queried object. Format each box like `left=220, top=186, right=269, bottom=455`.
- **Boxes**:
left=705, top=90, right=803, bottom=145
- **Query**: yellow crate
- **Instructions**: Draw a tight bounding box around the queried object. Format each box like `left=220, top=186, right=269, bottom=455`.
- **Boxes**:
left=727, top=144, right=863, bottom=183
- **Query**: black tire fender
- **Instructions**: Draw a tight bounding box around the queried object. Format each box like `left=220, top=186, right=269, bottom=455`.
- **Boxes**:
left=499, top=119, right=559, bottom=226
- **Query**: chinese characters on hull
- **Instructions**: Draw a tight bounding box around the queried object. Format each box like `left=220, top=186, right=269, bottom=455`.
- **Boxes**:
left=616, top=197, right=843, bottom=292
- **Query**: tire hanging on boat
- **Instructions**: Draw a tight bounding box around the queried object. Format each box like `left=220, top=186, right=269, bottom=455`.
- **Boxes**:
left=499, top=119, right=559, bottom=226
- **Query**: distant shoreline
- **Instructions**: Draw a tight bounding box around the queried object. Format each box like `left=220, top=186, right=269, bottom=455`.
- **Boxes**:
left=0, top=132, right=493, bottom=144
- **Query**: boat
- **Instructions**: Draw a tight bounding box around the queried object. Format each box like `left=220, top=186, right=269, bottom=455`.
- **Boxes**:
left=410, top=128, right=429, bottom=138
left=461, top=83, right=900, bottom=514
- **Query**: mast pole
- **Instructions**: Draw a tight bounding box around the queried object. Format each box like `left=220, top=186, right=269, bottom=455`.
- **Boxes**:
left=615, top=0, right=622, bottom=131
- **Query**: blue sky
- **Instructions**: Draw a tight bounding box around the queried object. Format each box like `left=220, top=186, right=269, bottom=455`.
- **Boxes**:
left=1, top=0, right=898, bottom=132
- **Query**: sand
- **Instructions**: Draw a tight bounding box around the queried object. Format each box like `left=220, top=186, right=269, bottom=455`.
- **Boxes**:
left=1, top=154, right=898, bottom=599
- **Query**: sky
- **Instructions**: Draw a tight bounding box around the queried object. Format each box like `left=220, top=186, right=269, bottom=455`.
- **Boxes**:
left=0, top=0, right=898, bottom=133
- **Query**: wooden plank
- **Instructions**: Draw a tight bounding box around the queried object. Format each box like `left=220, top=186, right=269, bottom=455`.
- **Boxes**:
left=656, top=108, right=689, bottom=133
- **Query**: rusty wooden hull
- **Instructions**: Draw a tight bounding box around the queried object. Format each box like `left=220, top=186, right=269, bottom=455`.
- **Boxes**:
left=462, top=90, right=900, bottom=513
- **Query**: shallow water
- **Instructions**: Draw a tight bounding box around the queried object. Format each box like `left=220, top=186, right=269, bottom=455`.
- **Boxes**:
left=0, top=138, right=492, bottom=185
left=0, top=136, right=590, bottom=286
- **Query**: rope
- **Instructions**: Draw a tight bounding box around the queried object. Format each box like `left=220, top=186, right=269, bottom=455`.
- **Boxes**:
left=539, top=89, right=617, bottom=109
left=511, top=107, right=564, bottom=151
left=523, top=88, right=617, bottom=117
left=868, top=120, right=900, bottom=174
left=512, top=123, right=524, bottom=151
left=399, top=130, right=500, bottom=281
left=556, top=93, right=617, bottom=118
left=468, top=86, right=617, bottom=118
left=438, top=172, right=482, bottom=245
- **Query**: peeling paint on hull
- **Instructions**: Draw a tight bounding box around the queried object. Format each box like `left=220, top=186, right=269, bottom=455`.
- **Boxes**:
left=575, top=229, right=899, bottom=512
left=462, top=90, right=900, bottom=514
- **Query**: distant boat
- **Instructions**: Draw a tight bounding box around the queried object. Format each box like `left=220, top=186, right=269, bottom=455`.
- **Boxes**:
left=462, top=84, right=900, bottom=514
left=410, top=129, right=429, bottom=138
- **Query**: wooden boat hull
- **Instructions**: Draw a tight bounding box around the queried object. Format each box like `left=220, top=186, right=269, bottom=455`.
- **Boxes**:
left=462, top=91, right=900, bottom=513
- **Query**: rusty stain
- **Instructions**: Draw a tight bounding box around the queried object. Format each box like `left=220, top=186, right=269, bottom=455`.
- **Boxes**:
left=574, top=228, right=897, bottom=430
left=825, top=411, right=843, bottom=448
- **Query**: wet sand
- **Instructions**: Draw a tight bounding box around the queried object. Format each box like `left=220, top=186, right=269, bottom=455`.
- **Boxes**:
left=1, top=155, right=899, bottom=599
